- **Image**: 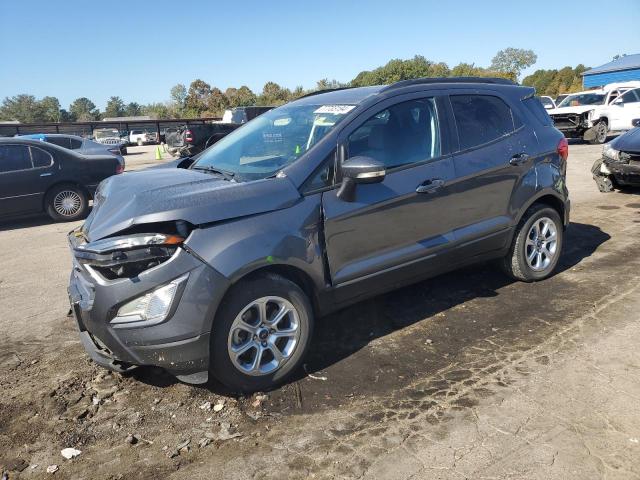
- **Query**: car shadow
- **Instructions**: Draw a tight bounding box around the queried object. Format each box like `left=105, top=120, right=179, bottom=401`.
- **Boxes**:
left=130, top=222, right=610, bottom=394
left=0, top=214, right=56, bottom=231
left=0, top=210, right=92, bottom=232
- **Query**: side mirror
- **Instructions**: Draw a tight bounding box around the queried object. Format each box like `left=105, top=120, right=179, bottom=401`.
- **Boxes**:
left=337, top=156, right=385, bottom=201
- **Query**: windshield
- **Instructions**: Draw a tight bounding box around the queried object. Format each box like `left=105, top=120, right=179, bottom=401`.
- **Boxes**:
left=558, top=93, right=605, bottom=108
left=192, top=103, right=355, bottom=181
left=539, top=97, right=554, bottom=107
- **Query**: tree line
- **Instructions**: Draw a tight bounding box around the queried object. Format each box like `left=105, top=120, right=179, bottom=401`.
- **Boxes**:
left=1, top=47, right=590, bottom=123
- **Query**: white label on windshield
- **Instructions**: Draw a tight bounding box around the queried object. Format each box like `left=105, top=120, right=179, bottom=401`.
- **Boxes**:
left=314, top=105, right=356, bottom=115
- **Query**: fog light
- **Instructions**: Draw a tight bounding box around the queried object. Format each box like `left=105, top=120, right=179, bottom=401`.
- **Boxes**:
left=112, top=274, right=188, bottom=325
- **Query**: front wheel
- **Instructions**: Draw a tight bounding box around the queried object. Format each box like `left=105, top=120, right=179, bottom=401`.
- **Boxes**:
left=209, top=274, right=314, bottom=393
left=589, top=121, right=608, bottom=145
left=501, top=205, right=563, bottom=282
left=45, top=184, right=89, bottom=222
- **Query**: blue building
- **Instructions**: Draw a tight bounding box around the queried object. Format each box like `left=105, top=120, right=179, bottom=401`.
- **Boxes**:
left=582, top=54, right=640, bottom=88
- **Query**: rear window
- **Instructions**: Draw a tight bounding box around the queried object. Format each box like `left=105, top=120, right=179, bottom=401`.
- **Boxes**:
left=523, top=97, right=552, bottom=126
left=450, top=95, right=516, bottom=150
left=70, top=138, right=83, bottom=149
left=46, top=136, right=71, bottom=149
left=30, top=146, right=53, bottom=168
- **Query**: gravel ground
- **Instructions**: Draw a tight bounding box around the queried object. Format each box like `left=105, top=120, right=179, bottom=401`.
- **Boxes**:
left=2, top=142, right=640, bottom=479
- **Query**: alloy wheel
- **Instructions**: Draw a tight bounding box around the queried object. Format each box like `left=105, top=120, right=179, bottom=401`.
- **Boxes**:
left=525, top=217, right=558, bottom=271
left=227, top=296, right=301, bottom=376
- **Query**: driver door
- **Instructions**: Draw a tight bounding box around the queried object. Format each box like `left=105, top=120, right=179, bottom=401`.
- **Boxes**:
left=322, top=94, right=457, bottom=295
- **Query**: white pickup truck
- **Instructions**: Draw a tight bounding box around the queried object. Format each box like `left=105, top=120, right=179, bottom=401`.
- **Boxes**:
left=589, top=87, right=640, bottom=138
left=128, top=129, right=158, bottom=146
left=548, top=81, right=640, bottom=144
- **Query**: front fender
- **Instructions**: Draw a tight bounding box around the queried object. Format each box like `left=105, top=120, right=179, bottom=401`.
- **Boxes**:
left=184, top=194, right=327, bottom=300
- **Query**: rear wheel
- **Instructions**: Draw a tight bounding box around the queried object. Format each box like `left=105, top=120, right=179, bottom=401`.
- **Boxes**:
left=501, top=205, right=563, bottom=282
left=209, top=274, right=314, bottom=393
left=45, top=184, right=88, bottom=222
left=589, top=121, right=608, bottom=145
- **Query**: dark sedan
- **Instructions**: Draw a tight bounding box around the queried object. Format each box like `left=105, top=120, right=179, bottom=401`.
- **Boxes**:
left=592, top=127, right=640, bottom=192
left=0, top=138, right=124, bottom=221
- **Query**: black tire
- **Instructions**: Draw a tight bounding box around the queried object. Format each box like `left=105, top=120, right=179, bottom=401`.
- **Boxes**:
left=589, top=121, right=608, bottom=145
left=501, top=204, right=563, bottom=282
left=45, top=184, right=89, bottom=222
left=209, top=274, right=314, bottom=393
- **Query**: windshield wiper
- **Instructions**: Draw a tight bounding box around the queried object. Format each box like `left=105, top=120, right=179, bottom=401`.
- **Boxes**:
left=192, top=165, right=235, bottom=181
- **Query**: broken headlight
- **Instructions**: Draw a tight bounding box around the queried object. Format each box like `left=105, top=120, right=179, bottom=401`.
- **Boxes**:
left=111, top=274, right=188, bottom=325
left=603, top=143, right=623, bottom=163
left=74, top=233, right=185, bottom=280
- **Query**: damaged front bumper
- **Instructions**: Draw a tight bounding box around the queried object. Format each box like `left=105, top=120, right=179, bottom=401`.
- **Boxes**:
left=550, top=112, right=593, bottom=139
left=592, top=154, right=640, bottom=187
left=67, top=230, right=230, bottom=383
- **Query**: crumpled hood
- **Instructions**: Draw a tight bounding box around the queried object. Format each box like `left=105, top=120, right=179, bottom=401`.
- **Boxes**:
left=82, top=167, right=301, bottom=241
left=548, top=105, right=596, bottom=115
left=612, top=127, right=640, bottom=154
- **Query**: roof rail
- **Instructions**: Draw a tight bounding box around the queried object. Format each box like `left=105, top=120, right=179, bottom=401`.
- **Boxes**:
left=297, top=87, right=353, bottom=99
left=382, top=76, right=517, bottom=92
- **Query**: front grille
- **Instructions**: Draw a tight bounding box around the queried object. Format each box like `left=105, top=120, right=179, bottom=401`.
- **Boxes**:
left=550, top=114, right=581, bottom=129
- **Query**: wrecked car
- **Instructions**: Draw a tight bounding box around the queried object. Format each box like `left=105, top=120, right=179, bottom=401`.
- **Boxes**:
left=68, top=78, right=570, bottom=393
left=592, top=127, right=640, bottom=192
left=548, top=82, right=640, bottom=144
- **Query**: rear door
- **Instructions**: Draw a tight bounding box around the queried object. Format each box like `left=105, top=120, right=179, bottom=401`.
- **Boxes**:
left=322, top=93, right=457, bottom=287
left=447, top=91, right=537, bottom=254
left=0, top=144, right=55, bottom=216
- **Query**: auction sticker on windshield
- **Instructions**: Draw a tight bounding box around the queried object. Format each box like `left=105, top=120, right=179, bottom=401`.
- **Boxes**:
left=314, top=105, right=356, bottom=114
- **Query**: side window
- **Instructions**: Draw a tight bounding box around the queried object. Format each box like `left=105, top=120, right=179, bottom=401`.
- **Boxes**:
left=30, top=146, right=53, bottom=168
left=302, top=151, right=335, bottom=193
left=0, top=145, right=33, bottom=173
left=450, top=95, right=516, bottom=150
left=46, top=136, right=71, bottom=149
left=70, top=138, right=83, bottom=149
left=346, top=98, right=440, bottom=169
left=620, top=90, right=640, bottom=104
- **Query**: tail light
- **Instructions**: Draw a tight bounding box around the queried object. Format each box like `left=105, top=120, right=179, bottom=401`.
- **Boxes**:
left=557, top=137, right=569, bottom=161
left=116, top=163, right=124, bottom=174
left=185, top=129, right=194, bottom=143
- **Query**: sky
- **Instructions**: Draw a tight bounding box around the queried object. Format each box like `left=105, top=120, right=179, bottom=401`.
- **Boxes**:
left=1, top=0, right=639, bottom=111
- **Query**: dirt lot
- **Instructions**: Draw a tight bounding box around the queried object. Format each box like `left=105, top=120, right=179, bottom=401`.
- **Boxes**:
left=2, top=143, right=640, bottom=479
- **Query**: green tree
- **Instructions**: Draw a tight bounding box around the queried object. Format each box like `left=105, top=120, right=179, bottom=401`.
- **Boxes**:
left=258, top=81, right=291, bottom=105
left=38, top=96, right=61, bottom=122
left=185, top=79, right=212, bottom=115
left=170, top=84, right=187, bottom=116
left=205, top=87, right=229, bottom=116
left=104, top=96, right=125, bottom=118
left=142, top=102, right=169, bottom=119
left=522, top=64, right=588, bottom=96
left=125, top=102, right=142, bottom=117
left=0, top=94, right=42, bottom=122
left=490, top=48, right=537, bottom=80
left=69, top=97, right=100, bottom=121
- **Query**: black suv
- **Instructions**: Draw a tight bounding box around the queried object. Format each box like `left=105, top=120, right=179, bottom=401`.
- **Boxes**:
left=68, top=78, right=570, bottom=392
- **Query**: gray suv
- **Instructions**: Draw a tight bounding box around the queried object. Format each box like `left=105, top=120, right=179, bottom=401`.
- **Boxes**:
left=68, top=78, right=570, bottom=392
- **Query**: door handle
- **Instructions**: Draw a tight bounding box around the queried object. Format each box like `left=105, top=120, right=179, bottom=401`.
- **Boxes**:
left=40, top=172, right=53, bottom=177
left=509, top=153, right=530, bottom=166
left=416, top=178, right=445, bottom=194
